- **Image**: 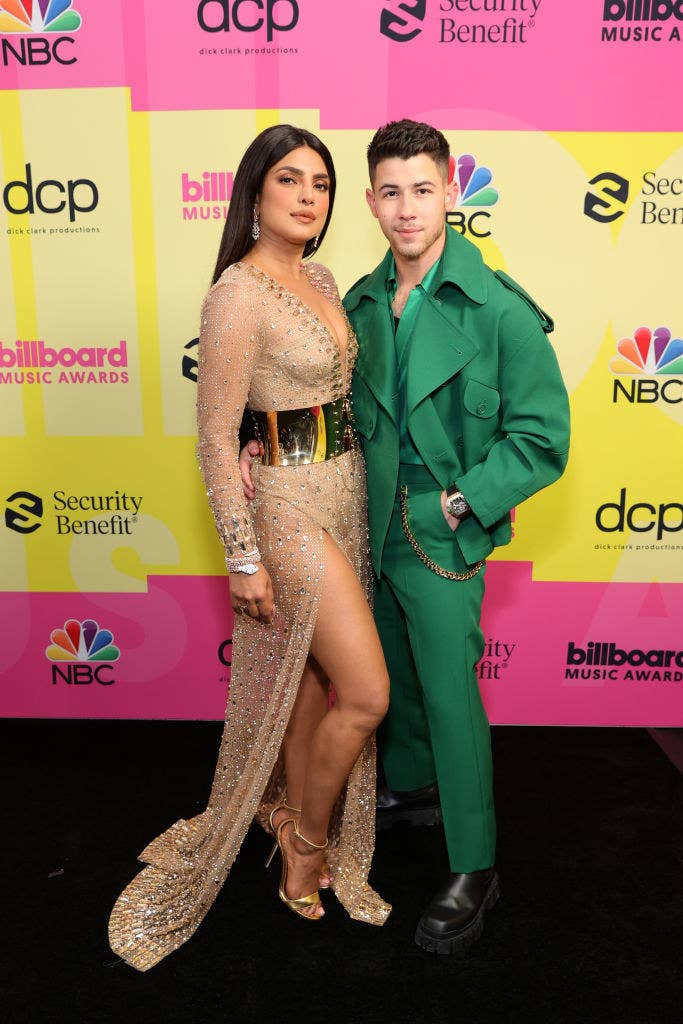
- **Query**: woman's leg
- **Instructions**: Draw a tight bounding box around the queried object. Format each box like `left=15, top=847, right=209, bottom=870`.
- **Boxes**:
left=279, top=531, right=390, bottom=916
left=270, top=655, right=328, bottom=831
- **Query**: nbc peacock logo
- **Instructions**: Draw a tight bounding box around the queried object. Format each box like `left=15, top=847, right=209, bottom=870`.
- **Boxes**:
left=611, top=326, right=683, bottom=406
left=46, top=617, right=121, bottom=686
left=447, top=154, right=499, bottom=240
left=1, top=1, right=82, bottom=68
left=0, top=1, right=81, bottom=33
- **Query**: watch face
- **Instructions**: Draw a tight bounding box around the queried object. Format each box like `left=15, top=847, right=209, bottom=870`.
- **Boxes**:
left=448, top=494, right=469, bottom=517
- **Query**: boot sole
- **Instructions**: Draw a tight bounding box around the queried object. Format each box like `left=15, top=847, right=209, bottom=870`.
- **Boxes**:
left=376, top=805, right=443, bottom=831
left=414, top=874, right=501, bottom=956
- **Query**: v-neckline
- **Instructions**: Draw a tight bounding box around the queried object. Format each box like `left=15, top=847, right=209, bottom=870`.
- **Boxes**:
left=240, top=261, right=350, bottom=361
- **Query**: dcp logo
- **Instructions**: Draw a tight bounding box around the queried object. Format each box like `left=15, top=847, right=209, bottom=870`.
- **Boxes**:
left=5, top=491, right=43, bottom=534
left=584, top=171, right=629, bottom=223
left=197, top=1, right=299, bottom=42
left=3, top=163, right=98, bottom=222
left=380, top=1, right=426, bottom=42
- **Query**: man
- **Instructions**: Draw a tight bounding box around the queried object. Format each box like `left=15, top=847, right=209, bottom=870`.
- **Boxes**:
left=343, top=120, right=569, bottom=954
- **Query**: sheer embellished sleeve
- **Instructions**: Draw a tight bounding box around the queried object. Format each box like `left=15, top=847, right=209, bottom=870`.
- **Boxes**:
left=196, top=270, right=262, bottom=572
left=306, top=261, right=343, bottom=307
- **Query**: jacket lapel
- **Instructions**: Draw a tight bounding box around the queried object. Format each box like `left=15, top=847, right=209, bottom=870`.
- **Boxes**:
left=345, top=254, right=398, bottom=424
left=352, top=302, right=398, bottom=423
left=405, top=296, right=479, bottom=415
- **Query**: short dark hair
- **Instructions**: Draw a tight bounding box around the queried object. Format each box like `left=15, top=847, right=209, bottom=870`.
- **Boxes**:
left=367, top=119, right=450, bottom=184
left=212, top=124, right=336, bottom=284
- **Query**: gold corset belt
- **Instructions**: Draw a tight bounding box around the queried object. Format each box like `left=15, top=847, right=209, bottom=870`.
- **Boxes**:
left=252, top=396, right=355, bottom=467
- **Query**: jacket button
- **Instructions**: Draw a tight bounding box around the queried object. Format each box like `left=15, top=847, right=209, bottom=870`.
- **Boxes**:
left=476, top=402, right=487, bottom=415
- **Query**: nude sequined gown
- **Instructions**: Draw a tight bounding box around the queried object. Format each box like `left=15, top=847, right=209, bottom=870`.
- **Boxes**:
left=108, top=262, right=390, bottom=971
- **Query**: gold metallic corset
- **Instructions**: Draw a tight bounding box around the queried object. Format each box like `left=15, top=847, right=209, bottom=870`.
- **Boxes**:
left=252, top=396, right=355, bottom=467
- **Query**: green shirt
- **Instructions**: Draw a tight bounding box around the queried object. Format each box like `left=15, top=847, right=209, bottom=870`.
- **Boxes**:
left=387, top=255, right=441, bottom=464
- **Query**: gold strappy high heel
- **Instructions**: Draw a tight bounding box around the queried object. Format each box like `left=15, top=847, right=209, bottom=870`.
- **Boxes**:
left=266, top=803, right=331, bottom=889
left=274, top=818, right=329, bottom=922
left=265, top=802, right=301, bottom=868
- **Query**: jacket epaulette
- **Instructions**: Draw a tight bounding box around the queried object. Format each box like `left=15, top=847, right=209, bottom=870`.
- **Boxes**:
left=494, top=270, right=554, bottom=334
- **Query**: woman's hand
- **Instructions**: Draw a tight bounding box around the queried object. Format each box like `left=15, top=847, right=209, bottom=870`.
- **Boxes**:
left=239, top=440, right=262, bottom=500
left=230, top=564, right=275, bottom=624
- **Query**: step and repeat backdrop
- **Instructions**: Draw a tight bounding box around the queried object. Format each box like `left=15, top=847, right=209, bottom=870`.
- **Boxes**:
left=1, top=1, right=681, bottom=724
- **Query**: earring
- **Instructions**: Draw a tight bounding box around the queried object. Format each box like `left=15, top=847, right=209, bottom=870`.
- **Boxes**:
left=251, top=208, right=260, bottom=241
left=312, top=235, right=319, bottom=250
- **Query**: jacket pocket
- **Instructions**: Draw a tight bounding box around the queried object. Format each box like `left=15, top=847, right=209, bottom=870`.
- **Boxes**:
left=463, top=379, right=501, bottom=419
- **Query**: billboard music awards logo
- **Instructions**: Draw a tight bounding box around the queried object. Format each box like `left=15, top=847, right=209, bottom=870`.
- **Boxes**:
left=601, top=1, right=683, bottom=42
left=609, top=326, right=683, bottom=404
left=0, top=339, right=129, bottom=384
left=46, top=617, right=121, bottom=686
left=565, top=641, right=683, bottom=683
left=0, top=0, right=82, bottom=66
left=2, top=163, right=100, bottom=237
left=181, top=171, right=234, bottom=222
left=4, top=488, right=142, bottom=537
left=381, top=0, right=541, bottom=45
left=446, top=154, right=499, bottom=238
left=196, top=0, right=300, bottom=55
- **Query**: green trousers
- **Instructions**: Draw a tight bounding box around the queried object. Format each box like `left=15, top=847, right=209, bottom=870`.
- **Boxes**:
left=374, top=465, right=496, bottom=872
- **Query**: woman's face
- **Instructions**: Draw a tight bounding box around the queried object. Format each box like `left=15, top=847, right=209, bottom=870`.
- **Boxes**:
left=256, top=145, right=330, bottom=249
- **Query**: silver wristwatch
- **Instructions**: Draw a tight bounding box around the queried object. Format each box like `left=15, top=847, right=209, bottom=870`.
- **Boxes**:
left=445, top=485, right=471, bottom=520
left=231, top=562, right=260, bottom=575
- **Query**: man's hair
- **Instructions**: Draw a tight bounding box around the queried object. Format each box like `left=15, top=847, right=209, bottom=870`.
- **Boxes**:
left=367, top=119, right=450, bottom=184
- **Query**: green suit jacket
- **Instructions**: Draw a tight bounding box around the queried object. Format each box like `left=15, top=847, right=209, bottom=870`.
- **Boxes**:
left=343, top=228, right=571, bottom=576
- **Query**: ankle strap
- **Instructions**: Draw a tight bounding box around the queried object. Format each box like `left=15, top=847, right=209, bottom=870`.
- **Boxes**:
left=294, top=822, right=329, bottom=851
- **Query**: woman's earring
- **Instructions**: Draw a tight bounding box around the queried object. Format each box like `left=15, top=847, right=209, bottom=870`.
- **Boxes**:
left=251, top=208, right=260, bottom=241
left=312, top=235, right=319, bottom=250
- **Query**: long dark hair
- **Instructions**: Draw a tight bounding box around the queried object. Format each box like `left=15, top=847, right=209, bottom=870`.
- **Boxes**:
left=212, top=125, right=336, bottom=285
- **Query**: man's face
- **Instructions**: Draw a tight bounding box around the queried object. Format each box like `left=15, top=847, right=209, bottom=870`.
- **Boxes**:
left=366, top=153, right=457, bottom=261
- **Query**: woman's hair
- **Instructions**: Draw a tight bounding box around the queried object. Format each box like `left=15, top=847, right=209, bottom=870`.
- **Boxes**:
left=211, top=124, right=336, bottom=284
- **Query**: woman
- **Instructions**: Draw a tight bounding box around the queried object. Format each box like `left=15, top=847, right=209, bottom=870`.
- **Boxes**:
left=109, top=125, right=391, bottom=971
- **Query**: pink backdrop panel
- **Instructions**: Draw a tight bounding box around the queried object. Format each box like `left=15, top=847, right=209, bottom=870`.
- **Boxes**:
left=122, top=1, right=682, bottom=130
left=2, top=567, right=680, bottom=725
left=0, top=0, right=126, bottom=91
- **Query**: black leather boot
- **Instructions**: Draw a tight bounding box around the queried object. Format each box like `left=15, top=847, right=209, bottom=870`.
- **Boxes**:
left=376, top=782, right=442, bottom=830
left=414, top=868, right=500, bottom=954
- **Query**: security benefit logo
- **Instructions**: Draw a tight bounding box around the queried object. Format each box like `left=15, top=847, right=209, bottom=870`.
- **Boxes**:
left=446, top=154, right=499, bottom=239
left=380, top=1, right=427, bottom=41
left=0, top=0, right=82, bottom=67
left=584, top=168, right=683, bottom=226
left=476, top=637, right=516, bottom=681
left=584, top=172, right=629, bottom=223
left=565, top=642, right=683, bottom=683
left=4, top=490, right=43, bottom=534
left=381, top=1, right=541, bottom=45
left=197, top=0, right=300, bottom=55
left=46, top=618, right=121, bottom=687
left=181, top=170, right=234, bottom=222
left=601, top=1, right=683, bottom=43
left=4, top=488, right=142, bottom=537
left=609, top=325, right=683, bottom=405
left=2, top=162, right=100, bottom=238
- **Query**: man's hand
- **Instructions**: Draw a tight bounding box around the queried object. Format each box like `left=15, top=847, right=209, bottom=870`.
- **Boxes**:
left=239, top=440, right=262, bottom=500
left=440, top=490, right=460, bottom=532
left=230, top=564, right=274, bottom=624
